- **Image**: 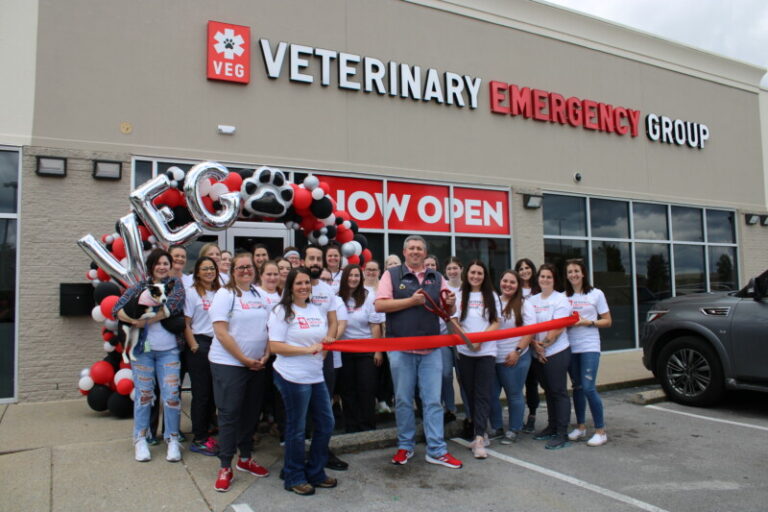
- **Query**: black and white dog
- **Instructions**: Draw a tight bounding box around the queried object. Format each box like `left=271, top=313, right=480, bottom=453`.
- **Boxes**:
left=119, top=282, right=173, bottom=364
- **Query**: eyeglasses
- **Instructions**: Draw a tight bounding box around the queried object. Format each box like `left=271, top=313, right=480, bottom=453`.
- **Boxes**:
left=234, top=265, right=254, bottom=272
left=199, top=266, right=216, bottom=272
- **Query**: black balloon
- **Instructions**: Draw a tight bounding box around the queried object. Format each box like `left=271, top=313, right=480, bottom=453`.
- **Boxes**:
left=104, top=351, right=122, bottom=369
left=309, top=197, right=333, bottom=220
left=325, top=225, right=337, bottom=239
left=335, top=216, right=344, bottom=225
left=142, top=240, right=152, bottom=250
left=94, top=282, right=122, bottom=304
left=349, top=220, right=359, bottom=234
left=86, top=384, right=112, bottom=412
left=107, top=392, right=134, bottom=418
left=90, top=261, right=98, bottom=270
left=171, top=206, right=193, bottom=227
left=354, top=233, right=368, bottom=249
left=312, top=229, right=322, bottom=238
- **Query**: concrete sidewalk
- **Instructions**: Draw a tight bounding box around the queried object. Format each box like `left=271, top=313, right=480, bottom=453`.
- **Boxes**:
left=0, top=349, right=654, bottom=512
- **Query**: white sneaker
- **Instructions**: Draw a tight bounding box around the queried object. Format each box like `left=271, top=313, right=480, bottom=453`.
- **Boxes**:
left=472, top=441, right=488, bottom=459
left=568, top=428, right=587, bottom=441
left=134, top=438, right=151, bottom=462
left=587, top=433, right=608, bottom=447
left=377, top=401, right=392, bottom=414
left=499, top=430, right=518, bottom=445
left=166, top=437, right=182, bottom=462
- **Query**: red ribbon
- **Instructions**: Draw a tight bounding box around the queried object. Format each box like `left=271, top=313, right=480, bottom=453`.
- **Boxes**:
left=324, top=313, right=580, bottom=353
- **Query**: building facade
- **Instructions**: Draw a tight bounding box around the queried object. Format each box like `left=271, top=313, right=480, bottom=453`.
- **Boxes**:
left=1, top=0, right=766, bottom=401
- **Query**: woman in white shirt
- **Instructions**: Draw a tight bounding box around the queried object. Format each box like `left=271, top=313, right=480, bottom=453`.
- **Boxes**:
left=515, top=257, right=541, bottom=434
left=269, top=268, right=338, bottom=496
left=183, top=256, right=220, bottom=457
left=337, top=264, right=385, bottom=432
left=323, top=244, right=343, bottom=293
left=208, top=253, right=270, bottom=493
left=528, top=263, right=572, bottom=450
left=441, top=257, right=463, bottom=424
left=455, top=260, right=500, bottom=459
left=257, top=260, right=282, bottom=306
left=565, top=259, right=611, bottom=447
left=489, top=269, right=536, bottom=445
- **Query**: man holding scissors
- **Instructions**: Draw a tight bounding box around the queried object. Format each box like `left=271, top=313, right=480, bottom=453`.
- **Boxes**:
left=375, top=235, right=463, bottom=469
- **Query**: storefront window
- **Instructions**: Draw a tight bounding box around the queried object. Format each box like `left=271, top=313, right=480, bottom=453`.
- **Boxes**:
left=543, top=194, right=586, bottom=236
left=590, top=198, right=629, bottom=239
left=636, top=242, right=671, bottom=332
left=671, top=206, right=703, bottom=242
left=544, top=239, right=588, bottom=290
left=633, top=202, right=668, bottom=240
left=455, top=236, right=510, bottom=284
left=134, top=159, right=153, bottom=188
left=0, top=148, right=18, bottom=400
left=0, top=151, right=18, bottom=214
left=706, top=209, right=736, bottom=244
left=673, top=244, right=706, bottom=295
left=592, top=241, right=634, bottom=351
left=388, top=234, right=451, bottom=270
left=708, top=246, right=738, bottom=291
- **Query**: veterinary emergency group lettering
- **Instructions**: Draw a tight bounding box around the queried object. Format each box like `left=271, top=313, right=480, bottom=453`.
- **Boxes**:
left=317, top=175, right=510, bottom=235
left=205, top=21, right=711, bottom=150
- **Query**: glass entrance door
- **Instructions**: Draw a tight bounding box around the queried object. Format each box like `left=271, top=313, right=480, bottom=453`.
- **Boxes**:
left=226, top=223, right=291, bottom=262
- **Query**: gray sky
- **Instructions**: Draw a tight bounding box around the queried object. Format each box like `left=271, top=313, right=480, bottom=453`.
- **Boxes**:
left=541, top=0, right=768, bottom=87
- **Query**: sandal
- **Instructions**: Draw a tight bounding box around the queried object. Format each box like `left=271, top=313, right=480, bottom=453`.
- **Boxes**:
left=286, top=483, right=315, bottom=496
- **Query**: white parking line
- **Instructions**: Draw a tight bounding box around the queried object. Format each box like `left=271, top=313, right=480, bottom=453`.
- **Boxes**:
left=646, top=404, right=768, bottom=432
left=231, top=504, right=254, bottom=512
left=452, top=438, right=670, bottom=512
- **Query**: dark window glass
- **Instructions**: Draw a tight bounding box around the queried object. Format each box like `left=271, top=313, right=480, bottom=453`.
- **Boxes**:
left=706, top=210, right=735, bottom=244
left=708, top=246, right=738, bottom=291
left=0, top=219, right=17, bottom=399
left=388, top=235, right=451, bottom=272
left=543, top=194, right=586, bottom=236
left=0, top=150, right=19, bottom=214
left=590, top=198, right=629, bottom=239
left=635, top=243, right=672, bottom=332
left=360, top=232, right=384, bottom=269
left=185, top=235, right=222, bottom=275
left=671, top=206, right=703, bottom=242
left=633, top=202, right=668, bottom=240
left=544, top=239, right=588, bottom=291
left=134, top=160, right=153, bottom=188
left=673, top=245, right=705, bottom=295
left=455, top=236, right=510, bottom=284
left=592, top=241, right=634, bottom=350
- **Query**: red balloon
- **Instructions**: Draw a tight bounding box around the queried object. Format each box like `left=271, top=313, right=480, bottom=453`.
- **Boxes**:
left=319, top=181, right=330, bottom=195
left=112, top=237, right=126, bottom=260
left=300, top=216, right=316, bottom=233
left=119, top=360, right=131, bottom=370
left=336, top=228, right=354, bottom=243
left=362, top=248, right=372, bottom=264
left=90, top=361, right=115, bottom=386
left=337, top=210, right=350, bottom=221
left=96, top=267, right=111, bottom=282
left=116, top=379, right=134, bottom=395
left=138, top=225, right=151, bottom=241
left=115, top=343, right=124, bottom=354
left=101, top=233, right=110, bottom=243
left=329, top=197, right=337, bottom=210
left=202, top=196, right=215, bottom=213
left=153, top=189, right=182, bottom=208
left=79, top=388, right=90, bottom=396
left=314, top=220, right=324, bottom=231
left=221, top=172, right=243, bottom=192
left=293, top=188, right=312, bottom=210
left=102, top=330, right=114, bottom=342
left=99, top=295, right=119, bottom=320
left=347, top=254, right=360, bottom=265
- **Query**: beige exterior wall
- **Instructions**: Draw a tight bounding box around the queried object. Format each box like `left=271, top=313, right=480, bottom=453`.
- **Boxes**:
left=4, top=0, right=766, bottom=400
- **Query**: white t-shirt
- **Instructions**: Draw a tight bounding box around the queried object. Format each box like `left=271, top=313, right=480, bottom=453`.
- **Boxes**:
left=183, top=287, right=215, bottom=337
left=527, top=291, right=571, bottom=357
left=495, top=299, right=536, bottom=363
left=311, top=280, right=336, bottom=318
left=439, top=283, right=461, bottom=335
left=329, top=270, right=342, bottom=294
left=208, top=286, right=269, bottom=366
left=522, top=287, right=532, bottom=299
left=145, top=321, right=177, bottom=351
left=567, top=289, right=609, bottom=353
left=341, top=291, right=385, bottom=341
left=454, top=291, right=501, bottom=358
left=270, top=303, right=327, bottom=384
left=181, top=273, right=193, bottom=288
left=257, top=286, right=282, bottom=310
left=330, top=296, right=346, bottom=368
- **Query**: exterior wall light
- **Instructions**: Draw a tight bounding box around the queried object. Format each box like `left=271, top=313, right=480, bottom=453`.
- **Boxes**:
left=36, top=156, right=67, bottom=177
left=93, top=160, right=122, bottom=180
left=522, top=193, right=543, bottom=209
left=745, top=214, right=760, bottom=225
left=218, top=124, right=236, bottom=135
left=761, top=215, right=768, bottom=227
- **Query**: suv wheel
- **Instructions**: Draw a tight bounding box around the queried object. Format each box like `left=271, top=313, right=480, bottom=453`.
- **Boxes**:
left=656, top=336, right=724, bottom=406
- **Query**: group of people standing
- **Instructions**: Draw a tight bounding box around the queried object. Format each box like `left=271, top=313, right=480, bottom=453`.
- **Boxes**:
left=112, top=234, right=611, bottom=496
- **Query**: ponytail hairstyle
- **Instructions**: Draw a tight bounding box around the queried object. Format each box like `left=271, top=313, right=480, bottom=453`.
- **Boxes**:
left=459, top=259, right=498, bottom=324
left=499, top=269, right=524, bottom=327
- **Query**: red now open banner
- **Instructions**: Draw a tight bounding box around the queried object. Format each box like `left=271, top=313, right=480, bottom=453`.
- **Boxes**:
left=324, top=314, right=579, bottom=352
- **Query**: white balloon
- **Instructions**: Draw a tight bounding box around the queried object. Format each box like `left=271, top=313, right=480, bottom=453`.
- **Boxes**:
left=80, top=367, right=91, bottom=378
left=87, top=269, right=98, bottom=280
left=103, top=341, right=115, bottom=352
left=311, top=188, right=325, bottom=200
left=129, top=388, right=135, bottom=401
left=78, top=375, right=94, bottom=391
left=303, top=175, right=319, bottom=190
left=104, top=319, right=118, bottom=331
left=320, top=214, right=335, bottom=226
left=341, top=242, right=356, bottom=257
left=91, top=305, right=106, bottom=323
left=351, top=241, right=363, bottom=255
left=318, top=235, right=329, bottom=246
left=199, top=177, right=213, bottom=197
left=105, top=235, right=115, bottom=244
left=209, top=182, right=229, bottom=201
left=167, top=166, right=186, bottom=181
left=114, top=368, right=133, bottom=384
left=343, top=220, right=351, bottom=230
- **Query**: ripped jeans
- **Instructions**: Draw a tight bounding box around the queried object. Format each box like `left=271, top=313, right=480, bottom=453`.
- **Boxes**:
left=568, top=351, right=604, bottom=429
left=132, top=347, right=181, bottom=441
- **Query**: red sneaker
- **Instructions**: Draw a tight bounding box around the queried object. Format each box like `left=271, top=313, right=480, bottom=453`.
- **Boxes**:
left=236, top=458, right=270, bottom=477
left=214, top=468, right=233, bottom=492
left=391, top=449, right=414, bottom=465
left=425, top=452, right=463, bottom=469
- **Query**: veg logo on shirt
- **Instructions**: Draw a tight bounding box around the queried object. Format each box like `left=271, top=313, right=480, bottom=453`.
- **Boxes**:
left=202, top=298, right=212, bottom=311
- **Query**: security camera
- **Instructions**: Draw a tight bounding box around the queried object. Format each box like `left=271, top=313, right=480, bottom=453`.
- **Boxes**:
left=573, top=172, right=582, bottom=183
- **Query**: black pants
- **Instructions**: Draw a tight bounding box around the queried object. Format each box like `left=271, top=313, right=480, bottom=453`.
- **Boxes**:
left=456, top=354, right=496, bottom=438
left=525, top=362, right=541, bottom=415
left=375, top=353, right=394, bottom=404
left=184, top=334, right=216, bottom=442
left=211, top=362, right=266, bottom=468
left=532, top=347, right=571, bottom=436
left=338, top=353, right=377, bottom=432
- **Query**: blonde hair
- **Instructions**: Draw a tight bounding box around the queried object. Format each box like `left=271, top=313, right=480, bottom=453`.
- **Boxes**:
left=198, top=242, right=221, bottom=259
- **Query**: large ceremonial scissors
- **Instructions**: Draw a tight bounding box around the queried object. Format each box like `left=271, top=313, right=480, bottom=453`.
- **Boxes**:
left=418, top=288, right=474, bottom=350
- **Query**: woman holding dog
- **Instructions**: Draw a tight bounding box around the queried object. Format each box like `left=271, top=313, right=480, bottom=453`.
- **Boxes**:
left=183, top=256, right=221, bottom=457
left=113, top=249, right=186, bottom=464
left=208, top=252, right=271, bottom=492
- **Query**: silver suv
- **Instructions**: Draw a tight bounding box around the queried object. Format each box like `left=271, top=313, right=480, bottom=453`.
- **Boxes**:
left=641, top=270, right=768, bottom=406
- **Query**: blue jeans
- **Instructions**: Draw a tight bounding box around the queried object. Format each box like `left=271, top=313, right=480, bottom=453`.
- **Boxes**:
left=568, top=352, right=605, bottom=428
left=273, top=372, right=334, bottom=488
left=490, top=350, right=532, bottom=432
left=132, top=347, right=181, bottom=441
left=440, top=347, right=456, bottom=413
left=388, top=350, right=446, bottom=458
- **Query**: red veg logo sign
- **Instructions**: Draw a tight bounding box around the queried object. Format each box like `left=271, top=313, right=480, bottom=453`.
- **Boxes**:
left=207, top=21, right=250, bottom=84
